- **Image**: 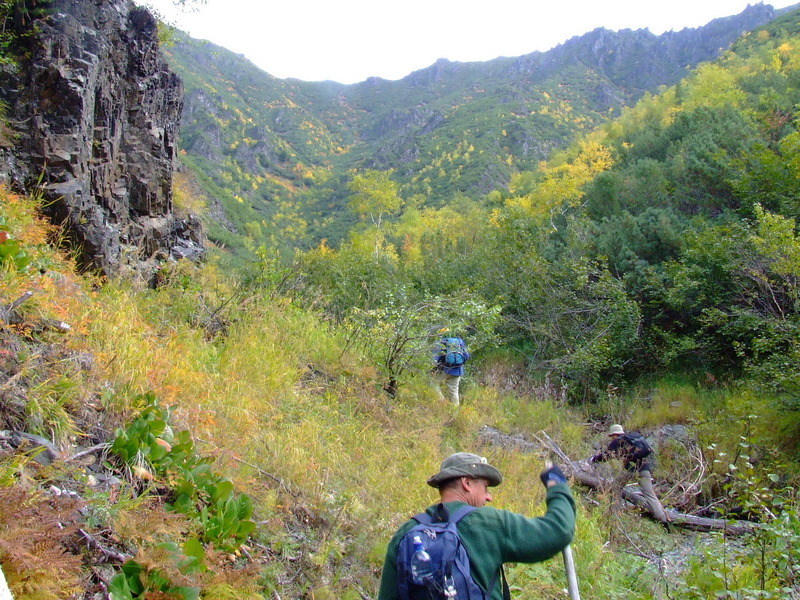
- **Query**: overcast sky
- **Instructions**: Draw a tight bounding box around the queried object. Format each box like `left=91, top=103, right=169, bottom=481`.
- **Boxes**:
left=142, top=1, right=799, bottom=84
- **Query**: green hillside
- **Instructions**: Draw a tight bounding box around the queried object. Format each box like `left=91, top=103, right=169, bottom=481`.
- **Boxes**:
left=161, top=4, right=781, bottom=260
left=293, top=5, right=800, bottom=403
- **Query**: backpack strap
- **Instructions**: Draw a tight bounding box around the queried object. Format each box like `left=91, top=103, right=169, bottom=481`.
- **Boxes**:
left=411, top=511, right=434, bottom=525
left=448, top=503, right=477, bottom=524
left=452, top=505, right=510, bottom=600
left=479, top=562, right=511, bottom=600
left=500, top=566, right=511, bottom=600
left=412, top=503, right=476, bottom=526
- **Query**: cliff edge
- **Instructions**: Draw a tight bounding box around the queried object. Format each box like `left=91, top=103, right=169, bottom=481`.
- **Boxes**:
left=0, top=0, right=204, bottom=278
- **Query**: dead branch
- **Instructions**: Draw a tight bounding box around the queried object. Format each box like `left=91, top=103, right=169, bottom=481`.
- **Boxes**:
left=1, top=290, right=33, bottom=322
left=479, top=426, right=759, bottom=535
left=0, top=369, right=25, bottom=391
left=66, top=443, right=111, bottom=462
left=78, top=528, right=130, bottom=563
left=233, top=456, right=298, bottom=498
left=39, top=318, right=72, bottom=333
left=661, top=440, right=706, bottom=511
left=195, top=437, right=298, bottom=498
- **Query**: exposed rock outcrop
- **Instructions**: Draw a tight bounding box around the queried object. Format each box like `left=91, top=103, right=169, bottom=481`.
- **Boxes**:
left=0, top=0, right=205, bottom=277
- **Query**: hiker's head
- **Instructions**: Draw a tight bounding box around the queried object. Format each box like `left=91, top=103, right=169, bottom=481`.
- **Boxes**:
left=436, top=474, right=495, bottom=507
left=608, top=424, right=625, bottom=437
left=427, top=452, right=502, bottom=497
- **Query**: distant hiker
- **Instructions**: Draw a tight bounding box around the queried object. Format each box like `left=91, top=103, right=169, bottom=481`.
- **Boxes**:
left=589, top=424, right=670, bottom=524
left=377, top=451, right=576, bottom=600
left=432, top=333, right=470, bottom=406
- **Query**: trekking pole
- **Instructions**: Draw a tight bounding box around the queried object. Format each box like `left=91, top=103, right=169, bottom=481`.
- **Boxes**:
left=561, top=544, right=580, bottom=600
left=545, top=460, right=581, bottom=600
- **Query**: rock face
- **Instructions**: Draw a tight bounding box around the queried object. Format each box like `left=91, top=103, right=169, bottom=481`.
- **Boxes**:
left=0, top=0, right=205, bottom=277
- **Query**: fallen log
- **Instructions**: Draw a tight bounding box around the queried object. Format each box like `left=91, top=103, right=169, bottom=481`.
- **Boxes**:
left=479, top=426, right=759, bottom=535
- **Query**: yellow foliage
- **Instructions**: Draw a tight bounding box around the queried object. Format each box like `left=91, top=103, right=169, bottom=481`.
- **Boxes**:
left=172, top=169, right=207, bottom=216
left=0, top=186, right=91, bottom=341
left=683, top=63, right=747, bottom=109
left=511, top=139, right=613, bottom=215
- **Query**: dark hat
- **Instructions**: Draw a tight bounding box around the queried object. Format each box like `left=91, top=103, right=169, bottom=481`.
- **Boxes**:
left=426, top=452, right=503, bottom=488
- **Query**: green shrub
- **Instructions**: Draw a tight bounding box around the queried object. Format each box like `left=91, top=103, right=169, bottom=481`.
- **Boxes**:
left=108, top=541, right=204, bottom=600
left=0, top=221, right=31, bottom=272
left=111, top=394, right=256, bottom=552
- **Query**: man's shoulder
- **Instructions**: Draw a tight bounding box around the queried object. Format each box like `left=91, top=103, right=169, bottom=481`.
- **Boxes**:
left=397, top=503, right=502, bottom=529
left=390, top=503, right=454, bottom=536
left=391, top=502, right=510, bottom=532
left=461, top=504, right=515, bottom=525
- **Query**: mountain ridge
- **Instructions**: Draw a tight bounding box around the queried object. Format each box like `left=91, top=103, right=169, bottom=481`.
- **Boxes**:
left=162, top=3, right=789, bottom=256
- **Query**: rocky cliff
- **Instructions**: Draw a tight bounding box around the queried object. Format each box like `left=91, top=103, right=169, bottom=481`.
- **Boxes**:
left=0, top=0, right=204, bottom=278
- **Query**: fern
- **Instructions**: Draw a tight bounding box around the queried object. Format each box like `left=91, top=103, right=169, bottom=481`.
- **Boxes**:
left=0, top=487, right=84, bottom=599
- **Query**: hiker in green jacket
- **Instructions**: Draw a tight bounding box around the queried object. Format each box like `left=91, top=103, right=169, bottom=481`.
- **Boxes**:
left=377, top=452, right=577, bottom=600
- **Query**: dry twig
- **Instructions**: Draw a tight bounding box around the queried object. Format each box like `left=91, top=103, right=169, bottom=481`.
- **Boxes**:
left=1, top=291, right=33, bottom=322
left=66, top=443, right=112, bottom=462
left=78, top=528, right=130, bottom=563
left=196, top=437, right=298, bottom=497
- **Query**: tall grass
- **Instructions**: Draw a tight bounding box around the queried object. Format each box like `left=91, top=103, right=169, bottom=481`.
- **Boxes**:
left=79, top=260, right=602, bottom=596
left=80, top=266, right=800, bottom=597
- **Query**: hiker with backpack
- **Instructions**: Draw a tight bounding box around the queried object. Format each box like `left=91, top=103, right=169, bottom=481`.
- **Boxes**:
left=377, top=451, right=576, bottom=599
left=589, top=424, right=669, bottom=524
left=433, top=334, right=470, bottom=406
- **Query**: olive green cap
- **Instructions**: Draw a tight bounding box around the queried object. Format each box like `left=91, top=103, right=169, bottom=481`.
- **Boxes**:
left=427, top=452, right=503, bottom=488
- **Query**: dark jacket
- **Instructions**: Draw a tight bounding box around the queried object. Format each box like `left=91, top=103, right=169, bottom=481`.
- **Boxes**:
left=591, top=433, right=654, bottom=473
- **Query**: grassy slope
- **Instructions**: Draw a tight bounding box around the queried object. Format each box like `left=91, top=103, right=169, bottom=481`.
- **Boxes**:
left=2, top=188, right=796, bottom=599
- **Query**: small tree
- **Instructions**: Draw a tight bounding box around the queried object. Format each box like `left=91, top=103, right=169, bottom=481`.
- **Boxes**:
left=343, top=294, right=500, bottom=397
left=347, top=170, right=403, bottom=257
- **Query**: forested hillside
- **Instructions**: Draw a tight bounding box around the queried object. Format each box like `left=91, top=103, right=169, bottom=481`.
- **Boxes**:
left=162, top=3, right=782, bottom=258
left=295, top=6, right=800, bottom=409
left=1, top=2, right=800, bottom=600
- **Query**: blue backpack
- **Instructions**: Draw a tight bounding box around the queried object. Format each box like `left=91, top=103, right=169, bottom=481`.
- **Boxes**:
left=396, top=504, right=506, bottom=600
left=440, top=337, right=466, bottom=368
